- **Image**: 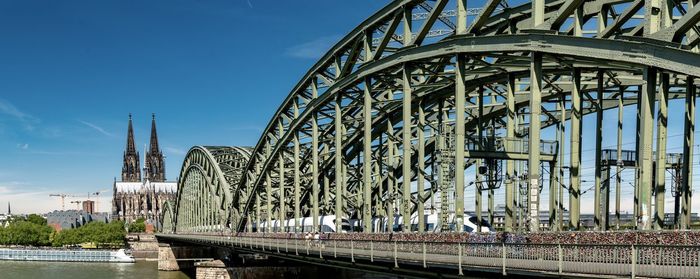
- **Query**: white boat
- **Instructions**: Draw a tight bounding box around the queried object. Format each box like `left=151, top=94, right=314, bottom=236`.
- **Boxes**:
left=0, top=248, right=135, bottom=263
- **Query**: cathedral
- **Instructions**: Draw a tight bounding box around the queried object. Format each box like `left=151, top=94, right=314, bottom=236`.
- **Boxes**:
left=112, top=114, right=177, bottom=225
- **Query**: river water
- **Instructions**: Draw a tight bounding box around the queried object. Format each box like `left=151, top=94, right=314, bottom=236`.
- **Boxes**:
left=0, top=260, right=190, bottom=279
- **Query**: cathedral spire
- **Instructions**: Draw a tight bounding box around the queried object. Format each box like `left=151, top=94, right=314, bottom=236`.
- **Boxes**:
left=122, top=113, right=141, bottom=182
left=126, top=113, right=136, bottom=154
left=146, top=114, right=166, bottom=182
left=149, top=113, right=159, bottom=154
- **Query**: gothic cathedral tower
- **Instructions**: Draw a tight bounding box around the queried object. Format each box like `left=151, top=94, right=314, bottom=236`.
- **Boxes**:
left=121, top=114, right=141, bottom=182
left=145, top=114, right=166, bottom=182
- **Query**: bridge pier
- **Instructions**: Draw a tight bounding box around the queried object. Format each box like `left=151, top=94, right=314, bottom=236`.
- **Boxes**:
left=158, top=242, right=216, bottom=271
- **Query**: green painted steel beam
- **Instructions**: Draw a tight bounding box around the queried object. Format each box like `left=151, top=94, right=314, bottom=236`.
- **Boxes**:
left=655, top=73, right=669, bottom=230
left=417, top=100, right=426, bottom=233
left=402, top=64, right=413, bottom=232
left=570, top=68, right=582, bottom=230
left=528, top=52, right=543, bottom=232
left=455, top=54, right=466, bottom=233
left=594, top=70, right=604, bottom=231
left=681, top=76, right=696, bottom=229
left=335, top=94, right=344, bottom=233
left=363, top=77, right=373, bottom=233
left=638, top=67, right=657, bottom=230
left=505, top=74, right=516, bottom=232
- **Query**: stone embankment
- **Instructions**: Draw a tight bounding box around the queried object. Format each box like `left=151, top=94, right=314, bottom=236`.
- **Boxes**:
left=127, top=233, right=159, bottom=260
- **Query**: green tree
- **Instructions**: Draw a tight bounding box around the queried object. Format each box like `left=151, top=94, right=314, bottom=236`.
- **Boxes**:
left=0, top=221, right=52, bottom=246
left=51, top=221, right=126, bottom=247
left=128, top=218, right=146, bottom=233
left=25, top=214, right=47, bottom=226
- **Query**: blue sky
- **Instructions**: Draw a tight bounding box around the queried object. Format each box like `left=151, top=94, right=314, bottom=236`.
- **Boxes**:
left=0, top=0, right=388, bottom=213
left=0, top=0, right=698, bottom=218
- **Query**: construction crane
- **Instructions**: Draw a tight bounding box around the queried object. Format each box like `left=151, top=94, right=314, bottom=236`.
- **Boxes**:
left=49, top=194, right=79, bottom=210
left=70, top=200, right=82, bottom=210
left=89, top=189, right=109, bottom=213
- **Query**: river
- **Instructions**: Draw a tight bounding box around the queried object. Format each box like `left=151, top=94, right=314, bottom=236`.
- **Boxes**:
left=0, top=260, right=190, bottom=279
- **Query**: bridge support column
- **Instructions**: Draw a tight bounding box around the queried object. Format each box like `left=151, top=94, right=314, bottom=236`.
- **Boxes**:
left=570, top=68, right=582, bottom=230
left=681, top=76, right=696, bottom=229
left=265, top=173, right=272, bottom=232
left=363, top=77, right=373, bottom=233
left=603, top=166, right=611, bottom=230
left=594, top=70, right=604, bottom=231
left=335, top=94, right=344, bottom=233
left=475, top=86, right=483, bottom=232
left=294, top=121, right=301, bottom=233
left=254, top=193, right=260, bottom=232
left=417, top=100, right=426, bottom=232
left=655, top=73, right=669, bottom=230
left=312, top=78, right=320, bottom=232
left=616, top=88, right=624, bottom=229
left=386, top=106, right=395, bottom=232
left=528, top=52, right=542, bottom=232
left=637, top=67, right=656, bottom=230
left=455, top=54, right=466, bottom=232
left=278, top=153, right=285, bottom=232
left=402, top=64, right=413, bottom=232
left=505, top=74, right=516, bottom=232
left=557, top=95, right=566, bottom=231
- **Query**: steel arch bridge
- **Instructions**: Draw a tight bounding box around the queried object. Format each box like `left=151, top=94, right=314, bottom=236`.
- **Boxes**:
left=166, top=0, right=700, bottom=234
left=164, top=146, right=251, bottom=233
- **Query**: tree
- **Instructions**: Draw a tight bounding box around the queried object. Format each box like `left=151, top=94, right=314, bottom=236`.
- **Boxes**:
left=52, top=221, right=126, bottom=247
left=0, top=221, right=52, bottom=246
left=25, top=214, right=47, bottom=226
left=128, top=218, right=146, bottom=233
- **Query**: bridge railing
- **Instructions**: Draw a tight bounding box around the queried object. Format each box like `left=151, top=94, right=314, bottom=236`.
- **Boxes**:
left=158, top=234, right=700, bottom=278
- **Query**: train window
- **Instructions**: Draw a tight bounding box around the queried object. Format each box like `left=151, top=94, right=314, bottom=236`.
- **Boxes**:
left=463, top=225, right=474, bottom=232
left=321, top=225, right=333, bottom=232
left=427, top=224, right=434, bottom=231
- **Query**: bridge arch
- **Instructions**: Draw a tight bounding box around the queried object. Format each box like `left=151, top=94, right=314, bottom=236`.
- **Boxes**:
left=171, top=146, right=251, bottom=233
left=222, top=0, right=700, bottom=233
left=161, top=201, right=175, bottom=234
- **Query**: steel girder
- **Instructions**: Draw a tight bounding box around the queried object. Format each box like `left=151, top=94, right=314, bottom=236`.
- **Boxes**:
left=230, top=0, right=700, bottom=233
left=161, top=201, right=175, bottom=234
left=170, top=146, right=251, bottom=233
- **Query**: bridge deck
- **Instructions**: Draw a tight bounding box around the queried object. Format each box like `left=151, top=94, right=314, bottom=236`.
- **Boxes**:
left=157, top=234, right=700, bottom=278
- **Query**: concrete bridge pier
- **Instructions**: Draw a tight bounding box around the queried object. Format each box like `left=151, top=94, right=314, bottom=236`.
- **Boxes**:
left=193, top=256, right=344, bottom=279
left=158, top=242, right=217, bottom=271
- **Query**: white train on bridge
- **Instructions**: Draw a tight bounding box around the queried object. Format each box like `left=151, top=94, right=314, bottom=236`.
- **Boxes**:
left=255, top=212, right=493, bottom=233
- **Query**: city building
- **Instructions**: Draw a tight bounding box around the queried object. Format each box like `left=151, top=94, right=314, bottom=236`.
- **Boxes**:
left=112, top=114, right=176, bottom=225
left=47, top=210, right=109, bottom=231
left=82, top=200, right=95, bottom=214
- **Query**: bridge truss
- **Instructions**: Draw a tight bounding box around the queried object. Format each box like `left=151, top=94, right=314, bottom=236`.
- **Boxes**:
left=164, top=146, right=251, bottom=233
left=165, top=0, right=700, bottom=234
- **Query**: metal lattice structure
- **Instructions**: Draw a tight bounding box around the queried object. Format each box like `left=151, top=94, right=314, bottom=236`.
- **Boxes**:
left=165, top=146, right=251, bottom=233
left=167, top=0, right=700, bottom=234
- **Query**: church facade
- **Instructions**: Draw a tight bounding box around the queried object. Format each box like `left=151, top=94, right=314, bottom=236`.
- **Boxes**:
left=112, top=114, right=177, bottom=224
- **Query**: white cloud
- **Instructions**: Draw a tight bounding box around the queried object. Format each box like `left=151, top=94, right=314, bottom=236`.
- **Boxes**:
left=16, top=143, right=29, bottom=150
left=285, top=35, right=342, bottom=59
left=245, top=0, right=253, bottom=8
left=78, top=120, right=113, bottom=137
left=0, top=98, right=39, bottom=130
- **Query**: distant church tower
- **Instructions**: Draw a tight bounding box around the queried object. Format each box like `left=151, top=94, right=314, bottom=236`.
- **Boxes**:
left=145, top=114, right=166, bottom=182
left=121, top=114, right=141, bottom=182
